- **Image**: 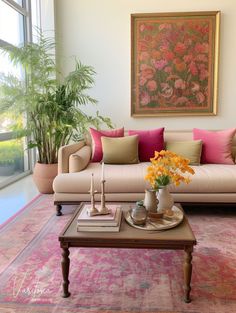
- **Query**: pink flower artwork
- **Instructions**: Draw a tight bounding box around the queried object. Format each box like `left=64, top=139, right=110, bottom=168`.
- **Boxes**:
left=131, top=12, right=220, bottom=116
left=146, top=80, right=157, bottom=91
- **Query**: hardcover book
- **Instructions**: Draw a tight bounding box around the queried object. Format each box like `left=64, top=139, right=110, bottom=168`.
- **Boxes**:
left=77, top=204, right=121, bottom=227
left=77, top=208, right=122, bottom=232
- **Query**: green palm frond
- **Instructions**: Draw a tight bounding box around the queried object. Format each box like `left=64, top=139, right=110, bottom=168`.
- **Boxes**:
left=0, top=31, right=113, bottom=164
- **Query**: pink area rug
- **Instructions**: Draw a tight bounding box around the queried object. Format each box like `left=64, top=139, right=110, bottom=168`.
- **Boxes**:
left=0, top=195, right=236, bottom=313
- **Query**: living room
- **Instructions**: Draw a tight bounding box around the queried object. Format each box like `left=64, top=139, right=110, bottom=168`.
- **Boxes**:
left=0, top=0, right=236, bottom=312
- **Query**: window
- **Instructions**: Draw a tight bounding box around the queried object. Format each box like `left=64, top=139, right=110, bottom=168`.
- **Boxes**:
left=0, top=0, right=35, bottom=188
left=0, top=1, right=24, bottom=46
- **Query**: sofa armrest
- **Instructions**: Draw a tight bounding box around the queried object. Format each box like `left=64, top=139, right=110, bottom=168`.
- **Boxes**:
left=58, top=141, right=86, bottom=174
left=69, top=145, right=92, bottom=173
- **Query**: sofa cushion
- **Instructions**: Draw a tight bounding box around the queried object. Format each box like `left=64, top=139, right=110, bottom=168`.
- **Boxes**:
left=193, top=128, right=236, bottom=164
left=53, top=163, right=236, bottom=194
left=101, top=135, right=139, bottom=164
left=89, top=127, right=124, bottom=162
left=169, top=164, right=236, bottom=193
left=128, top=128, right=164, bottom=161
left=165, top=140, right=202, bottom=165
left=69, top=145, right=91, bottom=173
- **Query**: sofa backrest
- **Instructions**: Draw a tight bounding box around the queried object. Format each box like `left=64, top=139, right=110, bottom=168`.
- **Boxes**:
left=163, top=130, right=194, bottom=142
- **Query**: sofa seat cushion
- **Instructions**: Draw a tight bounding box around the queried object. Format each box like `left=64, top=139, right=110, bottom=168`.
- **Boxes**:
left=169, top=164, right=236, bottom=193
left=53, top=163, right=150, bottom=194
left=53, top=163, right=236, bottom=195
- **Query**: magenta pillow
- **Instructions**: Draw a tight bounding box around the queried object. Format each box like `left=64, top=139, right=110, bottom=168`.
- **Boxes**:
left=128, top=128, right=164, bottom=161
left=193, top=128, right=236, bottom=164
left=90, top=127, right=124, bottom=162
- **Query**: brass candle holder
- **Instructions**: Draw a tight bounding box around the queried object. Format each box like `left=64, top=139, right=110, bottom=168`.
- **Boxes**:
left=99, top=179, right=110, bottom=214
left=87, top=173, right=99, bottom=216
left=87, top=174, right=110, bottom=216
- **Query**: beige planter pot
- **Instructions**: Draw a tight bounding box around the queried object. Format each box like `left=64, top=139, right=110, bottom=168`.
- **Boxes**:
left=33, top=162, right=58, bottom=194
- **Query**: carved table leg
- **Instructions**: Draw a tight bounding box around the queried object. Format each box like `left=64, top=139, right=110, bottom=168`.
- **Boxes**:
left=56, top=204, right=62, bottom=216
left=61, top=247, right=71, bottom=297
left=183, top=246, right=193, bottom=303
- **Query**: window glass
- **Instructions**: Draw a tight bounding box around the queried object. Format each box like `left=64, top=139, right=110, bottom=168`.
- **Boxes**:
left=0, top=0, right=24, bottom=46
left=0, top=52, right=23, bottom=78
left=13, top=0, right=23, bottom=6
left=31, top=0, right=41, bottom=41
left=0, top=52, right=24, bottom=134
left=0, top=0, right=45, bottom=187
left=0, top=138, right=29, bottom=182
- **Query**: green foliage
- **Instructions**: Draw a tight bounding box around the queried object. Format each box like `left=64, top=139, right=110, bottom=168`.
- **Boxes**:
left=155, top=175, right=171, bottom=188
left=0, top=31, right=113, bottom=164
left=0, top=141, right=23, bottom=165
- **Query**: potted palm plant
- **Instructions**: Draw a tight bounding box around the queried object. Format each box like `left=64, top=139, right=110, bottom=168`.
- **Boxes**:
left=0, top=32, right=112, bottom=193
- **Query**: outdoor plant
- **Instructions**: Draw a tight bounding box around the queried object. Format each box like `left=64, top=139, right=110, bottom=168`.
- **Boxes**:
left=0, top=31, right=112, bottom=164
left=0, top=141, right=23, bottom=166
left=145, top=150, right=195, bottom=189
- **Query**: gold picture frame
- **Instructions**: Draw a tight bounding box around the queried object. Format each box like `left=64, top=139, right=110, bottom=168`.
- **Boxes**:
left=131, top=11, right=220, bottom=117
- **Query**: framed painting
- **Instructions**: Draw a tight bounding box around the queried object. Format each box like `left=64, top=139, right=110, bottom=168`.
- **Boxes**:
left=131, top=11, right=220, bottom=116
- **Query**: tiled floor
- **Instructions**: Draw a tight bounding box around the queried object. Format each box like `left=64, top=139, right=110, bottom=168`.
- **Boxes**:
left=0, top=175, right=39, bottom=225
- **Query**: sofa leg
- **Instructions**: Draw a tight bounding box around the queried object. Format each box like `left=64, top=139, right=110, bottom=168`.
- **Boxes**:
left=56, top=204, right=62, bottom=216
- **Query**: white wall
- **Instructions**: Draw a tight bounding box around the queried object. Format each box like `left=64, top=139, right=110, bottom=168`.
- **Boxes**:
left=55, top=0, right=236, bottom=130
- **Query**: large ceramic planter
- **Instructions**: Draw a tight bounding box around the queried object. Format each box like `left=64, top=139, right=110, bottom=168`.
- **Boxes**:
left=33, top=162, right=58, bottom=194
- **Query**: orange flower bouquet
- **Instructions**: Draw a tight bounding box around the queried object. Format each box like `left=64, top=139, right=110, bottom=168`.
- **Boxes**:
left=145, top=150, right=195, bottom=190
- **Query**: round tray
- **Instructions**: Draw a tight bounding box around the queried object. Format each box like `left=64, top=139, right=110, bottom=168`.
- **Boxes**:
left=124, top=205, right=184, bottom=231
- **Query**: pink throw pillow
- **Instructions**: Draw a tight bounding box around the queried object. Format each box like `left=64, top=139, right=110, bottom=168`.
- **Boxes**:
left=193, top=128, right=236, bottom=164
left=90, top=127, right=124, bottom=162
left=128, top=128, right=164, bottom=161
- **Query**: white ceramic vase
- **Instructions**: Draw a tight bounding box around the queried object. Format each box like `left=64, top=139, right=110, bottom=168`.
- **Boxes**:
left=157, top=185, right=174, bottom=213
left=143, top=189, right=158, bottom=212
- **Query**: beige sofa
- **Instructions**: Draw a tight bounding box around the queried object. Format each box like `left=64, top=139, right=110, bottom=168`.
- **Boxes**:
left=53, top=130, right=236, bottom=215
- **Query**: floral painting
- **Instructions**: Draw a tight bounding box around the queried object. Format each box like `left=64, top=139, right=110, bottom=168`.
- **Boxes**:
left=131, top=12, right=220, bottom=116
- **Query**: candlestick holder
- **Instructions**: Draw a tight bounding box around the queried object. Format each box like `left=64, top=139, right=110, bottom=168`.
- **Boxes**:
left=87, top=188, right=99, bottom=216
left=99, top=179, right=110, bottom=214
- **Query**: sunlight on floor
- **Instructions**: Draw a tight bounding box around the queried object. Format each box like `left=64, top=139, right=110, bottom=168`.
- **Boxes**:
left=0, top=175, right=39, bottom=225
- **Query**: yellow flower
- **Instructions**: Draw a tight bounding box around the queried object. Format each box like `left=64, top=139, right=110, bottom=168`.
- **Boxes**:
left=144, top=150, right=195, bottom=189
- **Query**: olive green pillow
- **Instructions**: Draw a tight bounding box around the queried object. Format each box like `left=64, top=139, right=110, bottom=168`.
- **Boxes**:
left=165, top=140, right=202, bottom=165
left=101, top=135, right=139, bottom=164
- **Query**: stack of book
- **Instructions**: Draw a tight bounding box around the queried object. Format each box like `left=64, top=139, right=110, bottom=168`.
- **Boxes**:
left=77, top=204, right=122, bottom=232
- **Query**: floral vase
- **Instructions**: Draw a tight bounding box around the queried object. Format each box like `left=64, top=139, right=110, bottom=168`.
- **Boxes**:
left=143, top=189, right=158, bottom=213
left=157, top=185, right=174, bottom=213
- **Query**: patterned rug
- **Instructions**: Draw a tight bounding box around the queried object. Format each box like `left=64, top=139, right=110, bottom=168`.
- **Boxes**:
left=0, top=195, right=236, bottom=313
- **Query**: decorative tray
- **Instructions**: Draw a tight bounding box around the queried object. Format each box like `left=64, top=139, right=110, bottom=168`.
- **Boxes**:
left=124, top=205, right=184, bottom=231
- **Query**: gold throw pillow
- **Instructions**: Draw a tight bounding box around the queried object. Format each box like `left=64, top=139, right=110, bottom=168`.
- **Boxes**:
left=165, top=140, right=202, bottom=165
left=101, top=135, right=139, bottom=164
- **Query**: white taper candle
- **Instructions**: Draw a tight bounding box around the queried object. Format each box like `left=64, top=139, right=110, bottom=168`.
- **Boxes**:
left=90, top=173, right=94, bottom=193
left=101, top=162, right=105, bottom=181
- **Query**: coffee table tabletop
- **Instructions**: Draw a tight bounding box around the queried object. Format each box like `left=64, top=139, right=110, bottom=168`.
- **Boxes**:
left=59, top=202, right=197, bottom=302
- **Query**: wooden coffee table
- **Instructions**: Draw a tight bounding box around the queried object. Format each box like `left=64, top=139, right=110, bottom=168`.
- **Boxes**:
left=59, top=203, right=197, bottom=302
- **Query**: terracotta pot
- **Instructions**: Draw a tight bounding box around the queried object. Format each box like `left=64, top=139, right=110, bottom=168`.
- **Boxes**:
left=33, top=162, right=58, bottom=194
